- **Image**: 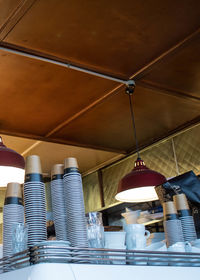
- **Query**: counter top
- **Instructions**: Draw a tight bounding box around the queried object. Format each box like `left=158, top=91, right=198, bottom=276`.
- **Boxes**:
left=0, top=263, right=200, bottom=280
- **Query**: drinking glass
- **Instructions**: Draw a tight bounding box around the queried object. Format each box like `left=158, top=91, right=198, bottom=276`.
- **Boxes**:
left=12, top=223, right=28, bottom=254
left=86, top=212, right=104, bottom=248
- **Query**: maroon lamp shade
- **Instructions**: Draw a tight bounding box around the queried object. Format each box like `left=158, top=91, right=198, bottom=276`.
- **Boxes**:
left=115, top=158, right=166, bottom=202
left=0, top=137, right=25, bottom=169
left=0, top=137, right=25, bottom=187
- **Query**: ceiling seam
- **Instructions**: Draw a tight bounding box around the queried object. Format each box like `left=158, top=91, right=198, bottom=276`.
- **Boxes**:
left=82, top=154, right=124, bottom=177
left=137, top=81, right=200, bottom=103
left=45, top=86, right=123, bottom=137
left=0, top=0, right=37, bottom=42
left=0, top=0, right=26, bottom=39
left=44, top=27, right=200, bottom=138
left=0, top=129, right=125, bottom=154
left=132, top=26, right=200, bottom=81
left=21, top=140, right=41, bottom=156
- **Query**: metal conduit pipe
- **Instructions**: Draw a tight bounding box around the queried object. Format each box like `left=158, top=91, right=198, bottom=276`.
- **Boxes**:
left=0, top=46, right=134, bottom=86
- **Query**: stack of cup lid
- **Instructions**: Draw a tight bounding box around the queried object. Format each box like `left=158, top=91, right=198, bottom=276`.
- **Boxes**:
left=173, top=193, right=197, bottom=242
left=163, top=201, right=184, bottom=246
left=3, top=182, right=24, bottom=257
left=63, top=157, right=88, bottom=249
left=24, top=155, right=47, bottom=247
left=51, top=164, right=68, bottom=241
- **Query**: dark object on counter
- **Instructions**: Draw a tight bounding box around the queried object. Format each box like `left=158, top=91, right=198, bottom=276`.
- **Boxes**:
left=165, top=171, right=200, bottom=204
left=47, top=223, right=56, bottom=239
left=155, top=171, right=200, bottom=204
left=104, top=226, right=123, bottom=231
left=155, top=171, right=200, bottom=238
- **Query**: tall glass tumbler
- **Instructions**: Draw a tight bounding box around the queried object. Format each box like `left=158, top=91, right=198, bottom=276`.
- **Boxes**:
left=12, top=223, right=28, bottom=254
left=86, top=212, right=105, bottom=248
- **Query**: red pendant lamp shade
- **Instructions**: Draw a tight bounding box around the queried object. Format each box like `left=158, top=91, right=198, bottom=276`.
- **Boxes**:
left=0, top=137, right=25, bottom=186
left=0, top=137, right=25, bottom=168
left=116, top=158, right=166, bottom=202
left=119, top=158, right=166, bottom=190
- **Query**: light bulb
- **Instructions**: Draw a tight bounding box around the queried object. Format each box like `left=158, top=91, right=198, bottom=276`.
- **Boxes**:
left=115, top=186, right=158, bottom=203
left=0, top=166, right=25, bottom=187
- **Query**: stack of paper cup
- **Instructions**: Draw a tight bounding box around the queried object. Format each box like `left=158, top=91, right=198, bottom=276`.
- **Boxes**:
left=3, top=182, right=24, bottom=257
left=51, top=164, right=68, bottom=241
left=24, top=155, right=47, bottom=247
left=173, top=193, right=197, bottom=242
left=63, top=158, right=88, bottom=248
left=163, top=201, right=184, bottom=246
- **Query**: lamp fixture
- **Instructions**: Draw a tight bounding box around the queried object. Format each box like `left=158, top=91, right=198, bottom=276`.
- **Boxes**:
left=115, top=82, right=166, bottom=203
left=0, top=136, right=25, bottom=187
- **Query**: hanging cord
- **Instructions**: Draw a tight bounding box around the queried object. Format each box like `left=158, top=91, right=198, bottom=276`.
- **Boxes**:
left=126, top=84, right=140, bottom=159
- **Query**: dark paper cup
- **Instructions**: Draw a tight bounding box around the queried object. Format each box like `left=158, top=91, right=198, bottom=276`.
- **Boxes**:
left=5, top=182, right=23, bottom=205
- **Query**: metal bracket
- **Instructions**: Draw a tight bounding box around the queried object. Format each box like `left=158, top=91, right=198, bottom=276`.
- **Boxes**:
left=125, top=80, right=136, bottom=95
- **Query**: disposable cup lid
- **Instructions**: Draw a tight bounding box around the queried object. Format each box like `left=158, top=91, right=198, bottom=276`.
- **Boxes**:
left=64, top=157, right=78, bottom=169
left=163, top=201, right=177, bottom=216
left=5, top=182, right=22, bottom=198
left=173, top=193, right=189, bottom=210
left=51, top=164, right=64, bottom=177
left=25, top=155, right=42, bottom=174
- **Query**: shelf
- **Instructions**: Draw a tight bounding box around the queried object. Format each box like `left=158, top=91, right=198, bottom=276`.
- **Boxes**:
left=142, top=218, right=163, bottom=226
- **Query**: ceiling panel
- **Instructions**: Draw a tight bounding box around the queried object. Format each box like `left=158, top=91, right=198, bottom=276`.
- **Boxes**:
left=23, top=141, right=121, bottom=175
left=0, top=50, right=117, bottom=138
left=0, top=134, right=35, bottom=154
left=0, top=0, right=22, bottom=30
left=0, top=134, right=121, bottom=175
left=49, top=85, right=200, bottom=152
left=141, top=35, right=200, bottom=99
left=0, top=1, right=199, bottom=155
left=3, top=0, right=200, bottom=78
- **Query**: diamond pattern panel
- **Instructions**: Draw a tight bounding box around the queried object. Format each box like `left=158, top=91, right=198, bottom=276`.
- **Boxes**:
left=141, top=140, right=177, bottom=179
left=82, top=172, right=101, bottom=213
left=0, top=189, right=6, bottom=209
left=173, top=124, right=200, bottom=175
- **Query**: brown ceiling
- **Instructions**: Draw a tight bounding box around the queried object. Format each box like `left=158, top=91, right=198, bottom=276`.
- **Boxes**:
left=140, top=36, right=200, bottom=99
left=0, top=51, right=117, bottom=142
left=49, top=85, right=200, bottom=152
left=0, top=0, right=199, bottom=155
